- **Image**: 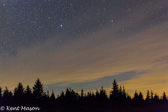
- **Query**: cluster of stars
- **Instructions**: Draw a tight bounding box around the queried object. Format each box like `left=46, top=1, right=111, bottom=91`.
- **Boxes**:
left=0, top=0, right=167, bottom=57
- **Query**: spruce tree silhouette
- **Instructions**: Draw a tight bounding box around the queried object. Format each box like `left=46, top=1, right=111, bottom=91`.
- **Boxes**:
left=133, top=91, right=139, bottom=101
left=50, top=90, right=56, bottom=101
left=146, top=90, right=150, bottom=102
left=24, top=85, right=33, bottom=105
left=47, top=90, right=56, bottom=107
left=139, top=91, right=143, bottom=101
left=86, top=91, right=95, bottom=105
left=110, top=79, right=119, bottom=102
left=60, top=91, right=65, bottom=99
left=154, top=93, right=159, bottom=102
left=118, top=86, right=124, bottom=102
left=122, top=86, right=127, bottom=100
left=3, top=87, right=12, bottom=105
left=99, top=87, right=108, bottom=102
left=95, top=89, right=100, bottom=101
left=57, top=91, right=65, bottom=105
left=0, top=87, right=2, bottom=105
left=33, top=78, right=44, bottom=99
left=162, top=92, right=167, bottom=102
left=64, top=88, right=78, bottom=104
left=151, top=90, right=154, bottom=100
left=14, top=82, right=24, bottom=104
left=25, top=85, right=32, bottom=97
left=81, top=89, right=84, bottom=98
left=79, top=89, right=86, bottom=104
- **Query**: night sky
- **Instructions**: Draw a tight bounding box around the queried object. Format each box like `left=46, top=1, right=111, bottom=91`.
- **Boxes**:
left=0, top=0, right=168, bottom=96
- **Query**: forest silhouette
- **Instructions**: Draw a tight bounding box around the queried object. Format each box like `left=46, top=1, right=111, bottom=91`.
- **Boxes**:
left=0, top=78, right=168, bottom=112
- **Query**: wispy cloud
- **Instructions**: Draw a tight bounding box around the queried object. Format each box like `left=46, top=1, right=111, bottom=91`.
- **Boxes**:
left=45, top=71, right=147, bottom=94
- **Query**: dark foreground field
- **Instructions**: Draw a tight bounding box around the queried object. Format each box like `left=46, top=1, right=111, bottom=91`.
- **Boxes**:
left=40, top=103, right=168, bottom=112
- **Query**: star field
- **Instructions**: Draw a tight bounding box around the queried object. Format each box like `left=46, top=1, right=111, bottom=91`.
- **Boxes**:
left=0, top=0, right=154, bottom=56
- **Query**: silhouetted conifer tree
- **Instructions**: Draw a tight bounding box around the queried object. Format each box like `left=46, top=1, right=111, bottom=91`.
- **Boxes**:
left=118, top=86, right=122, bottom=96
left=95, top=89, right=99, bottom=97
left=95, top=87, right=107, bottom=103
left=0, top=87, right=2, bottom=105
left=14, top=82, right=24, bottom=104
left=133, top=91, right=139, bottom=101
left=154, top=93, right=159, bottom=101
left=117, top=86, right=124, bottom=102
left=50, top=90, right=56, bottom=100
left=33, top=78, right=44, bottom=98
left=133, top=91, right=143, bottom=104
left=87, top=91, right=92, bottom=98
left=126, top=94, right=131, bottom=101
left=139, top=91, right=143, bottom=100
left=3, top=87, right=12, bottom=105
left=146, top=90, right=150, bottom=101
left=162, top=92, right=167, bottom=101
left=64, top=88, right=78, bottom=103
left=23, top=85, right=33, bottom=105
left=57, top=91, right=65, bottom=104
left=14, top=82, right=24, bottom=96
left=81, top=89, right=84, bottom=98
left=99, top=87, right=107, bottom=100
left=86, top=91, right=95, bottom=102
left=60, top=91, right=65, bottom=98
left=25, top=85, right=32, bottom=96
left=110, top=79, right=119, bottom=101
left=122, top=86, right=126, bottom=99
left=151, top=90, right=154, bottom=100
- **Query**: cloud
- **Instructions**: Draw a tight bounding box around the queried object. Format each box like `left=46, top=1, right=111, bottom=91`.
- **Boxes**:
left=45, top=70, right=147, bottom=94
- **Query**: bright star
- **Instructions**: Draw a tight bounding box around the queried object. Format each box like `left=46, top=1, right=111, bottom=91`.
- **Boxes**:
left=60, top=24, right=63, bottom=28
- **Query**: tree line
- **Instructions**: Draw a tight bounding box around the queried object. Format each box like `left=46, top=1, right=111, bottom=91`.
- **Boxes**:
left=0, top=78, right=167, bottom=112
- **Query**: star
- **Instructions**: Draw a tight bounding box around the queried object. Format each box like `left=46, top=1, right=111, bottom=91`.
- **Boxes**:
left=60, top=24, right=63, bottom=28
